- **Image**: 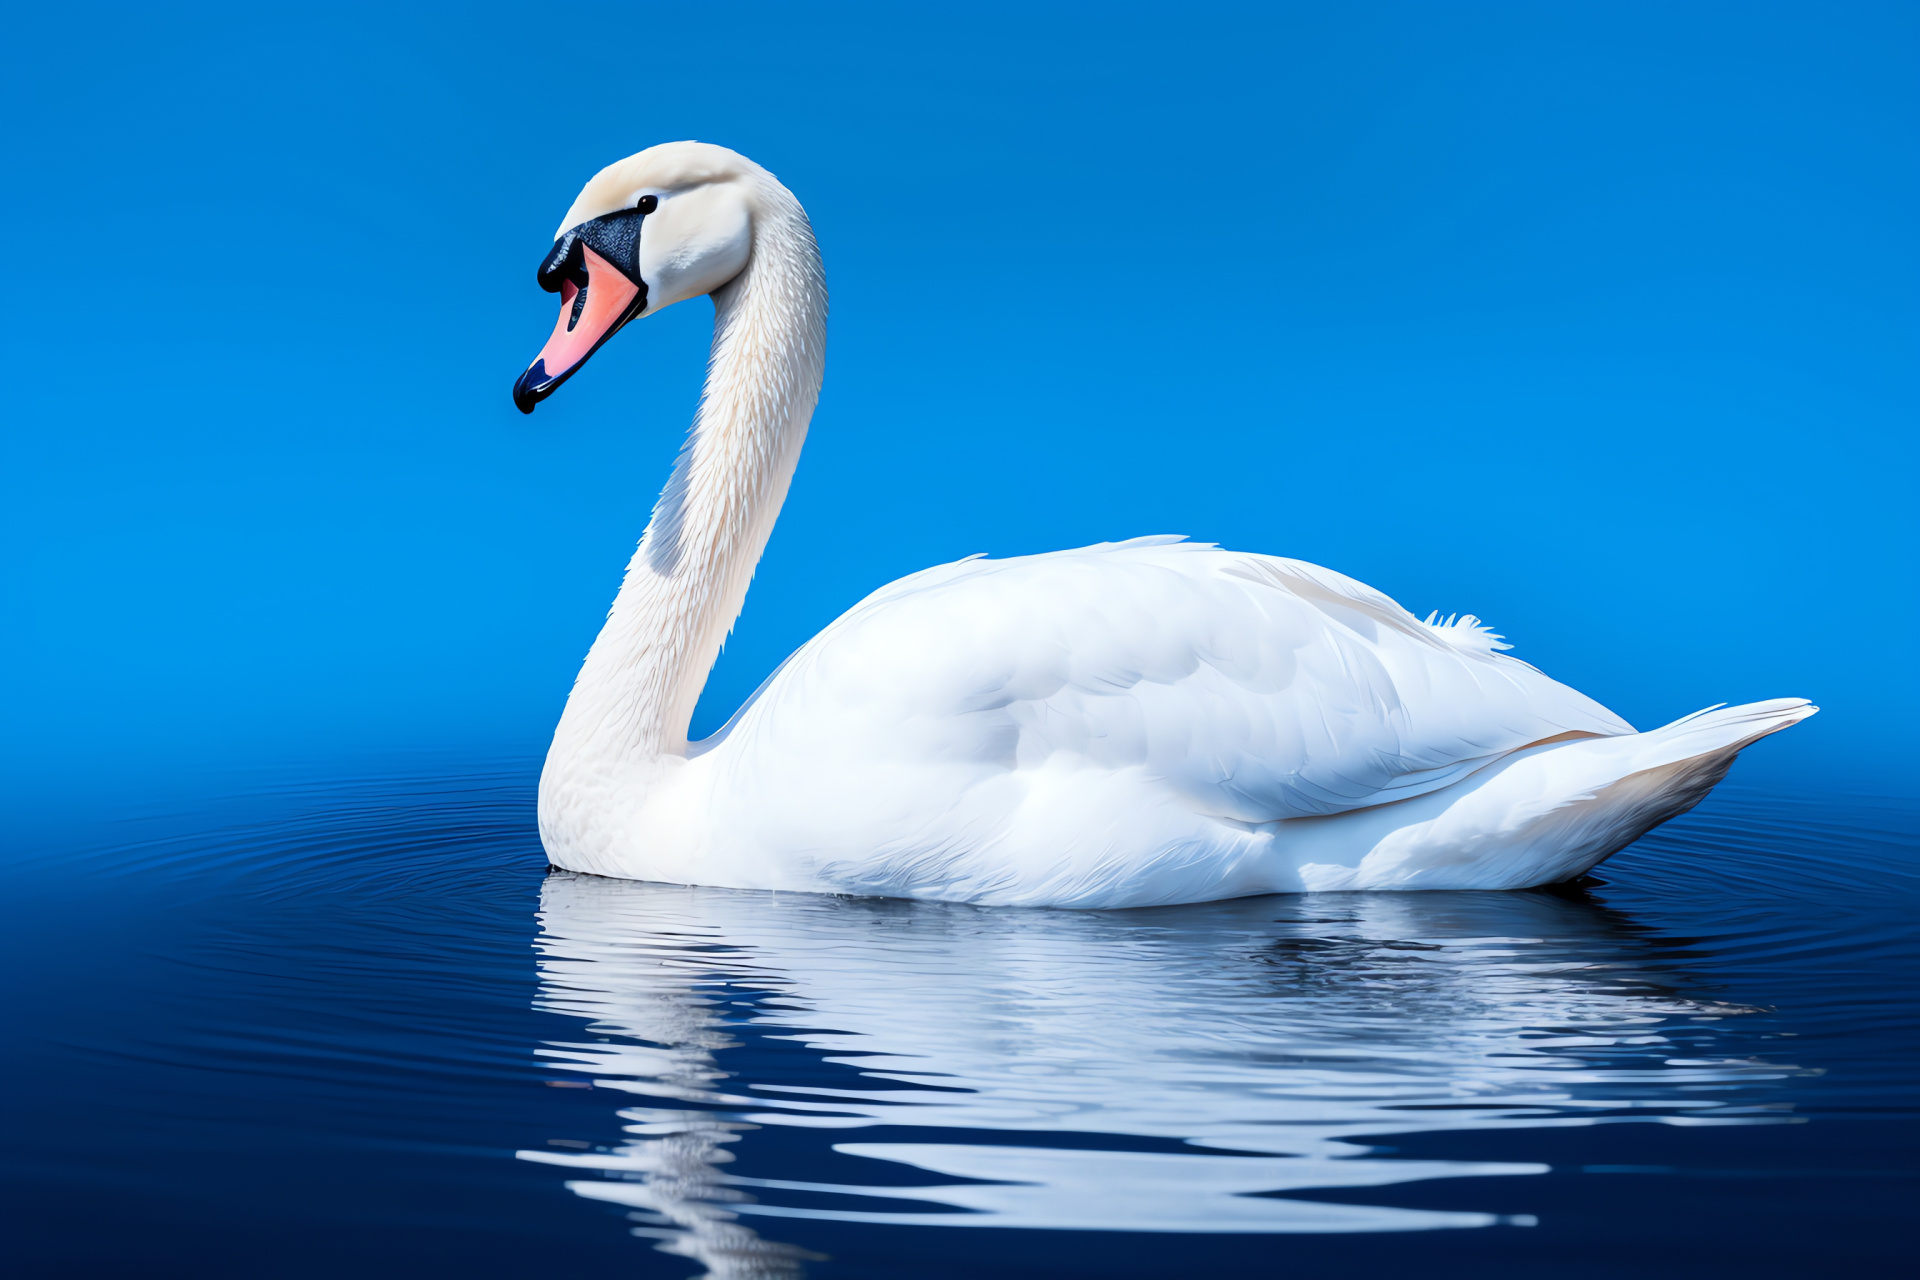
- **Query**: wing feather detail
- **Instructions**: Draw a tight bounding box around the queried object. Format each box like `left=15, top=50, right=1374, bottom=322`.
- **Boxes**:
left=717, top=540, right=1634, bottom=837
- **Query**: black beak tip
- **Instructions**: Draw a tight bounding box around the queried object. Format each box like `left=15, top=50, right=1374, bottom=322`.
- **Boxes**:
left=513, top=360, right=553, bottom=414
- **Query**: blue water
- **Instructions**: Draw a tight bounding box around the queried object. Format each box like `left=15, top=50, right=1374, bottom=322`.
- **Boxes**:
left=4, top=766, right=1916, bottom=1278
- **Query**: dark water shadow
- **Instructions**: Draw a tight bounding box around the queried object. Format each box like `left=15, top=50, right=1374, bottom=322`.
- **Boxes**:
left=520, top=869, right=1825, bottom=1273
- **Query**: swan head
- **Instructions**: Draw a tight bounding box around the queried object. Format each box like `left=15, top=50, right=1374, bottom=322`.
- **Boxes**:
left=513, top=142, right=758, bottom=413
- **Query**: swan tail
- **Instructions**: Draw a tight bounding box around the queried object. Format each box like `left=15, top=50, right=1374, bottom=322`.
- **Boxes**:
left=1517, top=696, right=1820, bottom=882
left=1612, top=697, right=1818, bottom=773
left=1288, top=698, right=1817, bottom=891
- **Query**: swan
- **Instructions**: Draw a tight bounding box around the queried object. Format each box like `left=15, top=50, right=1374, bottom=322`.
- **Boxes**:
left=514, top=141, right=1813, bottom=908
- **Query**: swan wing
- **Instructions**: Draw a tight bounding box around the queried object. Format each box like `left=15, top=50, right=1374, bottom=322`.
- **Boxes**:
left=709, top=539, right=1630, bottom=843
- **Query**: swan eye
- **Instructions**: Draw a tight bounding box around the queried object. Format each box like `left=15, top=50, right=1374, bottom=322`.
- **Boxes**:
left=636, top=195, right=658, bottom=214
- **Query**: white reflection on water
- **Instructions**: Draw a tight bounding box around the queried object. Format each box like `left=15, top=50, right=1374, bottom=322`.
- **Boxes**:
left=517, top=875, right=1801, bottom=1273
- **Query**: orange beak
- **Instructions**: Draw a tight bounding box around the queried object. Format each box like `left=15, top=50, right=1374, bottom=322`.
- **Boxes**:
left=513, top=204, right=652, bottom=413
left=512, top=245, right=642, bottom=413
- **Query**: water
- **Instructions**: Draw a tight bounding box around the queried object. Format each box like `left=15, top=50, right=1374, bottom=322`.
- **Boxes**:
left=4, top=764, right=1916, bottom=1277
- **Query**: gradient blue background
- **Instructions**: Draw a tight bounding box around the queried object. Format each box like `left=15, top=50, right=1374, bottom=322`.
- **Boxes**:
left=2, top=1, right=1914, bottom=817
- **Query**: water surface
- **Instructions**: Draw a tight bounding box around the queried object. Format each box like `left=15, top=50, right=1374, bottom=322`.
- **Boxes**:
left=3, top=764, right=1915, bottom=1277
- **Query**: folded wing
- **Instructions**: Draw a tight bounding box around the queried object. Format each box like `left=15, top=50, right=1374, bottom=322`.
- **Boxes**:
left=720, top=538, right=1632, bottom=829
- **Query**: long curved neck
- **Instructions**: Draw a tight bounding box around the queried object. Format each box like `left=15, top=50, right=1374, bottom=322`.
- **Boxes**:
left=549, top=187, right=826, bottom=772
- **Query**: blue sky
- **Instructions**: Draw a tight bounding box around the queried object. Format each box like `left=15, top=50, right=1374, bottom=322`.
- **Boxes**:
left=1, top=1, right=1914, bottom=808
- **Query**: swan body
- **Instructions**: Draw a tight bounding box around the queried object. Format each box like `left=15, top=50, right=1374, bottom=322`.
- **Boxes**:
left=519, top=142, right=1812, bottom=908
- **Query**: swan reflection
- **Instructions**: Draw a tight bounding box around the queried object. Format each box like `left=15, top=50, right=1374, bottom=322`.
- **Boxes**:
left=518, top=877, right=1800, bottom=1271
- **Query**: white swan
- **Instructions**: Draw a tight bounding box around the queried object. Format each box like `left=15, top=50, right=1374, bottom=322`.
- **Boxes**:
left=515, top=141, right=1813, bottom=908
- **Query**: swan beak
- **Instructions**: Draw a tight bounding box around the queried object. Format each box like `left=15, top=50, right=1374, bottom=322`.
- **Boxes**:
left=513, top=242, right=645, bottom=414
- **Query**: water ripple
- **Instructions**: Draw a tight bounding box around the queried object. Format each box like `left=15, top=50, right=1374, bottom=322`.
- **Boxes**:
left=5, top=770, right=1916, bottom=1278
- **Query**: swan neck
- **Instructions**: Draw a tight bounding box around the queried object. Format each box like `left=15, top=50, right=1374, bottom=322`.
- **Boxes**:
left=552, top=184, right=826, bottom=770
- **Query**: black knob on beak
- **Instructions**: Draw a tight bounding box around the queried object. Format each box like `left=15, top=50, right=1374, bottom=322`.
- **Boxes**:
left=537, top=232, right=589, bottom=294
